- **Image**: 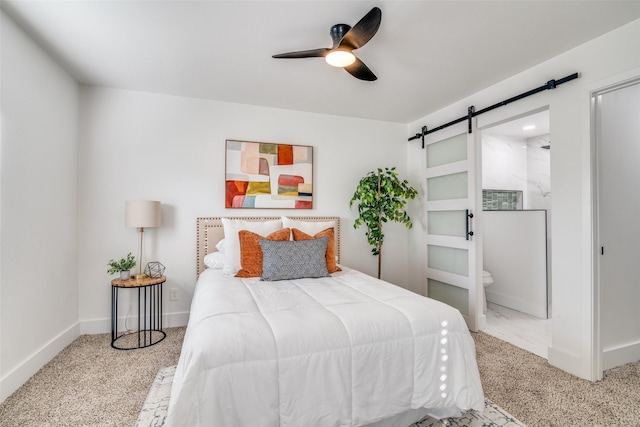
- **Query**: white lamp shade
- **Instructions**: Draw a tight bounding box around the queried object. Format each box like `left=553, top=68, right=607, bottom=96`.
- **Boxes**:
left=125, top=200, right=161, bottom=228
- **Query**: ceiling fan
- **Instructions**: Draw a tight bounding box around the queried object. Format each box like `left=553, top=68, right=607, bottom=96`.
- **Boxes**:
left=272, top=7, right=382, bottom=81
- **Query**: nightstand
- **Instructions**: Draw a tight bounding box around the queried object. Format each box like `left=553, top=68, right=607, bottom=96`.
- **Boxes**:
left=111, top=275, right=166, bottom=350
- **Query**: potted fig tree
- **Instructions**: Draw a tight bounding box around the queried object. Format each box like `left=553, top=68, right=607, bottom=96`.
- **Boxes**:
left=350, top=167, right=417, bottom=279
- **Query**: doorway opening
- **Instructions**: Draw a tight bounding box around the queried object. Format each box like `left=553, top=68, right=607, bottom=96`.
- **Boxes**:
left=479, top=109, right=552, bottom=359
left=594, top=78, right=640, bottom=374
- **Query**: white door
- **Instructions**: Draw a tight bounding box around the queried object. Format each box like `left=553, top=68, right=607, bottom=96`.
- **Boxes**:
left=424, top=120, right=484, bottom=331
left=595, top=79, right=640, bottom=371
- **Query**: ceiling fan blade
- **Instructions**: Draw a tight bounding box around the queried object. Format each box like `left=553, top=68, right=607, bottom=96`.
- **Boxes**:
left=272, top=48, right=329, bottom=59
left=339, top=7, right=382, bottom=50
left=344, top=57, right=377, bottom=81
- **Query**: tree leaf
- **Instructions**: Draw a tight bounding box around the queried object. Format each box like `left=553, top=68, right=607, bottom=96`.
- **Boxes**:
left=349, top=166, right=418, bottom=277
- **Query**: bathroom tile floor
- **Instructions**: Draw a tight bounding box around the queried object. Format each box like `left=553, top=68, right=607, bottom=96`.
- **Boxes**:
left=483, top=302, right=552, bottom=359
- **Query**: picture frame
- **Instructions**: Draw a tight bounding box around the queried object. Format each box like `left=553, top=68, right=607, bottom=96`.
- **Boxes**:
left=225, top=140, right=313, bottom=209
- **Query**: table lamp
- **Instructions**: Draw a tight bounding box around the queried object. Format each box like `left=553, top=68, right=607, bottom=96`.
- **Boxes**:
left=125, top=200, right=161, bottom=279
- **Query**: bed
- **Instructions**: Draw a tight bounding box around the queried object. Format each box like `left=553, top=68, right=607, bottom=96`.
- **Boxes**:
left=165, top=216, right=484, bottom=427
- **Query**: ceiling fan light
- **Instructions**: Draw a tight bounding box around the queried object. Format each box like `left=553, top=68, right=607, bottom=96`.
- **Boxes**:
left=325, top=50, right=356, bottom=68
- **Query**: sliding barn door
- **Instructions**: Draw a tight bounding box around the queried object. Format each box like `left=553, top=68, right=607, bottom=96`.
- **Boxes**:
left=424, top=121, right=483, bottom=331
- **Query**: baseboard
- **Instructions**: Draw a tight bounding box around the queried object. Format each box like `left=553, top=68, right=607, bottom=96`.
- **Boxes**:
left=80, top=311, right=190, bottom=335
left=0, top=322, right=80, bottom=403
left=548, top=346, right=586, bottom=379
left=485, top=290, right=547, bottom=319
left=477, top=313, right=487, bottom=331
left=603, top=340, right=640, bottom=371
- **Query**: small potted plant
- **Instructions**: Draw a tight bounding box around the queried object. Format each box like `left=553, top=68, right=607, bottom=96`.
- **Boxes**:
left=107, top=252, right=136, bottom=280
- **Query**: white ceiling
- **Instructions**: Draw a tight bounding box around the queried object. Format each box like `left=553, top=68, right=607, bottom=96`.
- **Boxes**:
left=482, top=110, right=550, bottom=139
left=3, top=1, right=640, bottom=124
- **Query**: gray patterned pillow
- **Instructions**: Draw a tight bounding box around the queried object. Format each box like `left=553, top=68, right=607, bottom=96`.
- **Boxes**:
left=259, top=236, right=330, bottom=281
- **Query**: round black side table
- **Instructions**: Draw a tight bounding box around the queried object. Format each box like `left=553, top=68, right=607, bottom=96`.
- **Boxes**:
left=111, top=275, right=166, bottom=350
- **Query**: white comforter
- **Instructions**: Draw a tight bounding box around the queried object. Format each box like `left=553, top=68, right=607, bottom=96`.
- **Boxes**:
left=165, top=267, right=484, bottom=427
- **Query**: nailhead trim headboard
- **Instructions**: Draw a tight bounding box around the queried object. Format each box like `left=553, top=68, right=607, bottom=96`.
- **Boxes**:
left=196, top=216, right=341, bottom=277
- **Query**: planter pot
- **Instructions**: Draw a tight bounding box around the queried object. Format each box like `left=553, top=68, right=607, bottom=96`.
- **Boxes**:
left=120, top=270, right=131, bottom=280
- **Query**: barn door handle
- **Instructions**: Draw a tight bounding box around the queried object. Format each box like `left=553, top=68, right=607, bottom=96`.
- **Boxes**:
left=466, top=210, right=474, bottom=240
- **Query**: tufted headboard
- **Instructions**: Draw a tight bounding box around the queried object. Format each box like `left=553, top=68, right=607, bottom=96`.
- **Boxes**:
left=196, top=216, right=341, bottom=277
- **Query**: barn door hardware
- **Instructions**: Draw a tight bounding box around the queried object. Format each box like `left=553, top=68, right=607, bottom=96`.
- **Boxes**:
left=466, top=209, right=474, bottom=241
left=409, top=72, right=579, bottom=146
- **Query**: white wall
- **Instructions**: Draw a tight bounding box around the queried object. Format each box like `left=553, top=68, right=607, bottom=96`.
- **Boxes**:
left=0, top=10, right=79, bottom=401
left=407, top=18, right=640, bottom=380
left=482, top=133, right=528, bottom=205
left=526, top=135, right=552, bottom=211
left=481, top=133, right=551, bottom=211
left=77, top=86, right=411, bottom=333
left=484, top=210, right=548, bottom=319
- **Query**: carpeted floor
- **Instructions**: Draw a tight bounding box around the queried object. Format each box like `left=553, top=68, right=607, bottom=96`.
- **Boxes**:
left=1, top=328, right=640, bottom=426
left=473, top=332, right=640, bottom=426
left=0, top=328, right=184, bottom=427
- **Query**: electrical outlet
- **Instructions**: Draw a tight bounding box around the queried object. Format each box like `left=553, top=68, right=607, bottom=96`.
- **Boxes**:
left=170, top=288, right=179, bottom=301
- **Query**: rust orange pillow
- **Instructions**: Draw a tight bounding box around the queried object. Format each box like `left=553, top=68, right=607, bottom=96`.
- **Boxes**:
left=236, top=228, right=291, bottom=277
left=291, top=227, right=341, bottom=273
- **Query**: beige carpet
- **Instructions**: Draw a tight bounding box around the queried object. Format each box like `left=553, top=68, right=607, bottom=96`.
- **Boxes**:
left=473, top=332, right=640, bottom=426
left=0, top=328, right=184, bottom=427
left=1, top=328, right=640, bottom=426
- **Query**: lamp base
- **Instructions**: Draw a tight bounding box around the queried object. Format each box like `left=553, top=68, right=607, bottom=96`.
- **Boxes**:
left=133, top=274, right=149, bottom=280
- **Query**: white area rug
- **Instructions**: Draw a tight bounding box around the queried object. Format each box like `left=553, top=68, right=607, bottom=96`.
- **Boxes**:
left=135, top=366, right=175, bottom=427
left=411, top=399, right=526, bottom=426
left=136, top=366, right=526, bottom=427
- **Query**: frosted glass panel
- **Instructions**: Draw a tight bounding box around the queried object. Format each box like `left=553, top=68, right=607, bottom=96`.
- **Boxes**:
left=427, top=172, right=468, bottom=201
left=428, top=210, right=466, bottom=237
left=428, top=245, right=468, bottom=276
left=427, top=133, right=467, bottom=168
left=428, top=279, right=468, bottom=315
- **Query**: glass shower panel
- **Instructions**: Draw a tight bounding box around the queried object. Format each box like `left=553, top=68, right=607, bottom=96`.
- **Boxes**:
left=427, top=133, right=467, bottom=168
left=428, top=244, right=469, bottom=276
left=428, top=278, right=469, bottom=315
left=427, top=171, right=468, bottom=201
left=428, top=210, right=467, bottom=237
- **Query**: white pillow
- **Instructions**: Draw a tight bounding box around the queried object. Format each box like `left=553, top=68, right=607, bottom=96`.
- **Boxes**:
left=203, top=252, right=224, bottom=269
left=281, top=216, right=336, bottom=236
left=221, top=218, right=283, bottom=275
left=215, top=239, right=226, bottom=253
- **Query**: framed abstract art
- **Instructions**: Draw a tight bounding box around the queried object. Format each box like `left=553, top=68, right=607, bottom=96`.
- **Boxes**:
left=225, top=140, right=313, bottom=209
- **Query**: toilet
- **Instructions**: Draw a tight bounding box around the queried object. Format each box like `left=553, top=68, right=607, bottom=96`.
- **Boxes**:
left=482, top=270, right=494, bottom=312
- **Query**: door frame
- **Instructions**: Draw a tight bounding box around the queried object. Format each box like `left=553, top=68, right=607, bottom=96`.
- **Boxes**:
left=478, top=108, right=552, bottom=323
left=591, top=71, right=640, bottom=380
